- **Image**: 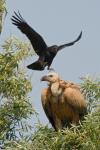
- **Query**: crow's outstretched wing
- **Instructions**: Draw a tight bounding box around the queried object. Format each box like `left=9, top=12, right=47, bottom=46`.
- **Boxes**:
left=11, top=12, right=47, bottom=56
left=57, top=31, right=82, bottom=51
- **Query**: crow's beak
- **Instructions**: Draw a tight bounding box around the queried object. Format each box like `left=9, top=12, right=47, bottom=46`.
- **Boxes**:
left=41, top=75, right=48, bottom=81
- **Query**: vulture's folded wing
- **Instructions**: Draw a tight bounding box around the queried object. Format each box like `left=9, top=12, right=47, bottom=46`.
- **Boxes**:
left=63, top=87, right=87, bottom=115
left=41, top=88, right=56, bottom=129
left=11, top=12, right=47, bottom=56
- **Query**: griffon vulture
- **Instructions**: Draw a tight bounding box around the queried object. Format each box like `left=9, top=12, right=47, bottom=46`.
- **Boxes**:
left=41, top=71, right=87, bottom=130
left=11, top=12, right=82, bottom=71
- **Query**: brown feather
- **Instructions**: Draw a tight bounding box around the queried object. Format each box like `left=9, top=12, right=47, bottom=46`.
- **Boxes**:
left=41, top=72, right=87, bottom=130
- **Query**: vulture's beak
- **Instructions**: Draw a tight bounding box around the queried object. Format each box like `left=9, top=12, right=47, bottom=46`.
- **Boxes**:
left=41, top=75, right=48, bottom=81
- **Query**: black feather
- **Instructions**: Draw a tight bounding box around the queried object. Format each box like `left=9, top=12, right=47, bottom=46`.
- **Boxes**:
left=12, top=12, right=82, bottom=71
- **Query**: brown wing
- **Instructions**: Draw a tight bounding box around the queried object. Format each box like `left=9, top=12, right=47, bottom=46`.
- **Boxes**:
left=63, top=87, right=87, bottom=116
left=11, top=12, right=47, bottom=56
left=41, top=88, right=57, bottom=130
left=59, top=80, right=80, bottom=90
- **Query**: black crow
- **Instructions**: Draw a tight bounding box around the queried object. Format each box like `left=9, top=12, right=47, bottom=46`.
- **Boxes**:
left=11, top=12, right=82, bottom=71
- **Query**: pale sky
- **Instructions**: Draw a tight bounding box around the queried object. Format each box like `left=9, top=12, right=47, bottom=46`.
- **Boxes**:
left=1, top=0, right=100, bottom=125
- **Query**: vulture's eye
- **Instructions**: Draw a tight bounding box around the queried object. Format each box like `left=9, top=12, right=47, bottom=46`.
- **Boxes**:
left=49, top=75, right=53, bottom=77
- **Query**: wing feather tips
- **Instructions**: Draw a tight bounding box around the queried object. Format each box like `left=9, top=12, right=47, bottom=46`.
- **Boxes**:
left=11, top=11, right=26, bottom=27
left=14, top=11, right=23, bottom=21
left=75, top=31, right=82, bottom=43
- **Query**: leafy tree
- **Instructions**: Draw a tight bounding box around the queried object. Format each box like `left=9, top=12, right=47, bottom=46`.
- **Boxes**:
left=0, top=0, right=7, bottom=34
left=0, top=1, right=100, bottom=149
left=3, top=76, right=100, bottom=150
left=81, top=76, right=100, bottom=112
left=0, top=36, right=34, bottom=147
left=0, top=1, right=35, bottom=147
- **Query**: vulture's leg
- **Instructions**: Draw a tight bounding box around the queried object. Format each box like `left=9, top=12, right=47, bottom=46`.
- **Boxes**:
left=53, top=116, right=62, bottom=130
left=71, top=113, right=80, bottom=125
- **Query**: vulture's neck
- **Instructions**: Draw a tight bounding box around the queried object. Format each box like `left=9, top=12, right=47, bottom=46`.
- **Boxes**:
left=49, top=80, right=62, bottom=97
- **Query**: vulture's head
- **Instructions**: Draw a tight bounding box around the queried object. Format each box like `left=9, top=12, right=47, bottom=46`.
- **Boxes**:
left=41, top=72, right=59, bottom=83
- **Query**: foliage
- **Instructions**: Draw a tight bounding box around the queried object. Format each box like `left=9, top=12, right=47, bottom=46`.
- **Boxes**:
left=80, top=75, right=100, bottom=112
left=0, top=3, right=100, bottom=149
left=0, top=37, right=34, bottom=146
left=0, top=0, right=7, bottom=34
left=3, top=76, right=100, bottom=150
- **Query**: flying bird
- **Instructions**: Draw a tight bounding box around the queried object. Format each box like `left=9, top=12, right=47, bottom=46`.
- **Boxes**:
left=41, top=71, right=87, bottom=130
left=11, top=12, right=82, bottom=71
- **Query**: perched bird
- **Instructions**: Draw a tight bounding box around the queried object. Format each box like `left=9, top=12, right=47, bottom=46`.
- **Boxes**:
left=11, top=12, right=82, bottom=71
left=41, top=71, right=87, bottom=130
